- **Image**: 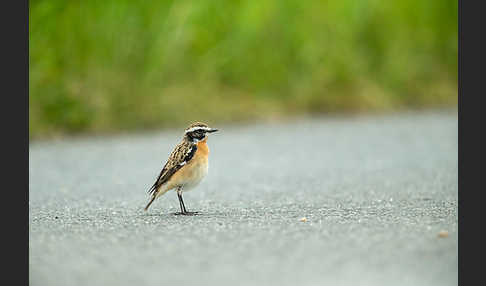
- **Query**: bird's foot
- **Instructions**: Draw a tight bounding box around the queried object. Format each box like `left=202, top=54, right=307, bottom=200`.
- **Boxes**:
left=173, top=211, right=199, bottom=216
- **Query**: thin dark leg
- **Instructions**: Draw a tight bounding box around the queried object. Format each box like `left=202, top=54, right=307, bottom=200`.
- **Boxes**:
left=180, top=194, right=188, bottom=213
left=177, top=191, right=185, bottom=214
left=174, top=189, right=198, bottom=216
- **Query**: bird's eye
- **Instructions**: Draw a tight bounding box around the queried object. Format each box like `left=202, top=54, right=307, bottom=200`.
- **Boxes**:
left=191, top=130, right=205, bottom=139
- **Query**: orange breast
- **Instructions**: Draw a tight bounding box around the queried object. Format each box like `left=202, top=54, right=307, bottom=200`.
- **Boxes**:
left=196, top=137, right=209, bottom=156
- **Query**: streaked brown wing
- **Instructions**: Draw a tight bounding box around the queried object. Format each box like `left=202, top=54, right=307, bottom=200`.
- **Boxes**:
left=147, top=141, right=197, bottom=196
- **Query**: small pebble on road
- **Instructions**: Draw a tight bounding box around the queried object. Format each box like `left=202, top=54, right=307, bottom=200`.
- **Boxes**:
left=438, top=230, right=449, bottom=238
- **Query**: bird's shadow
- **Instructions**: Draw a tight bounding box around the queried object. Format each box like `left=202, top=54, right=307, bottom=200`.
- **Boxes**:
left=141, top=211, right=203, bottom=217
left=141, top=209, right=230, bottom=218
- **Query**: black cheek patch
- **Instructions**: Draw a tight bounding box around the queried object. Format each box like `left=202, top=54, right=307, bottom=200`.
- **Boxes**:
left=188, top=131, right=205, bottom=141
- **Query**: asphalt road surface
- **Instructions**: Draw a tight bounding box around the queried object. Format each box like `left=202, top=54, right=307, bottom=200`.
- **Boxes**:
left=29, top=110, right=458, bottom=286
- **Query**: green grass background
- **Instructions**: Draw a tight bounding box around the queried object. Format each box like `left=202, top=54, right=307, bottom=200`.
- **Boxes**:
left=29, top=0, right=457, bottom=139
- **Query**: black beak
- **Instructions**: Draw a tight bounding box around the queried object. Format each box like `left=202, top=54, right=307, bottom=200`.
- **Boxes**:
left=207, top=128, right=218, bottom=133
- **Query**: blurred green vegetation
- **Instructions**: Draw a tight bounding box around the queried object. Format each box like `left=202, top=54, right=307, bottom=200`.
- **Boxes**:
left=29, top=0, right=457, bottom=139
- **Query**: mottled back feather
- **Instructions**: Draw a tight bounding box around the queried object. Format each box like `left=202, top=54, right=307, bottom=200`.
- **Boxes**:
left=147, top=139, right=197, bottom=196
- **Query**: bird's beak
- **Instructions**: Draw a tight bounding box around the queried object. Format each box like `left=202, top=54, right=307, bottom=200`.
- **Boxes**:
left=207, top=128, right=218, bottom=133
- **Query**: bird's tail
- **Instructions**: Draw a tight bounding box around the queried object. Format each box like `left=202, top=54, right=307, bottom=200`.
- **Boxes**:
left=144, top=187, right=171, bottom=211
left=144, top=195, right=156, bottom=211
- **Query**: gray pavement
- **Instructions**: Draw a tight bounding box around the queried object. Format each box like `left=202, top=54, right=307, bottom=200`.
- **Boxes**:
left=29, top=110, right=458, bottom=286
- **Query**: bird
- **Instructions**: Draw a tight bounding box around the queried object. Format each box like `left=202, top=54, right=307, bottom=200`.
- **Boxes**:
left=144, top=122, right=218, bottom=215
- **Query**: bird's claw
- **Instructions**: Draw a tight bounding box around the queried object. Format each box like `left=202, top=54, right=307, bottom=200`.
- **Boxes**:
left=173, top=211, right=199, bottom=216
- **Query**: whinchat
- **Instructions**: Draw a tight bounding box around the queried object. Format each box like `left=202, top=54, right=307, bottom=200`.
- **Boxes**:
left=144, top=122, right=218, bottom=215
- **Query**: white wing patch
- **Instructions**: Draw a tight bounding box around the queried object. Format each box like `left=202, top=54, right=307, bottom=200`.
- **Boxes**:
left=179, top=145, right=196, bottom=166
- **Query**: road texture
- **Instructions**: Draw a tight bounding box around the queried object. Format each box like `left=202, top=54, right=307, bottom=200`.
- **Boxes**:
left=29, top=110, right=458, bottom=286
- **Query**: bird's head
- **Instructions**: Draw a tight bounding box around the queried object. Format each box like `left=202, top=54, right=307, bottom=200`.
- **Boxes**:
left=184, top=122, right=218, bottom=142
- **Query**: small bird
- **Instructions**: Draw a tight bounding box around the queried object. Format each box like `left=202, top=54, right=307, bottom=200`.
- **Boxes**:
left=144, top=122, right=218, bottom=215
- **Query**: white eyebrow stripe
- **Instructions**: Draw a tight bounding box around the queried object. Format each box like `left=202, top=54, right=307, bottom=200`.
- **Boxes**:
left=185, top=126, right=211, bottom=133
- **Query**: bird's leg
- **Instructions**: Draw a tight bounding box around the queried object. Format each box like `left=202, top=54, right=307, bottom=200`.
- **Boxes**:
left=176, top=188, right=186, bottom=215
left=180, top=194, right=188, bottom=213
left=174, top=187, right=199, bottom=216
left=178, top=188, right=187, bottom=213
